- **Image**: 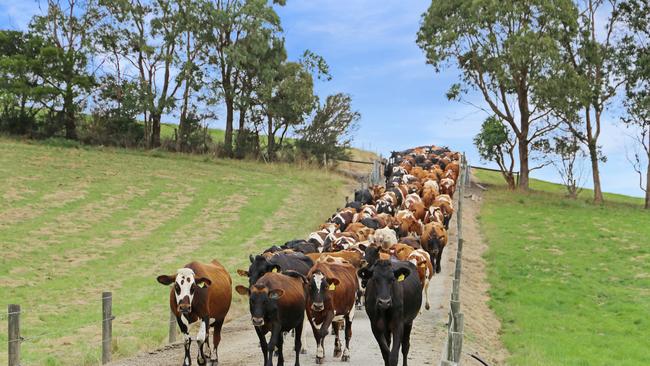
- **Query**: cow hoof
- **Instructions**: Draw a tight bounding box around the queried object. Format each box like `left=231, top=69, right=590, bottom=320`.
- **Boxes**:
left=333, top=349, right=342, bottom=358
left=341, top=355, right=350, bottom=362
left=316, top=357, right=324, bottom=364
left=300, top=347, right=307, bottom=354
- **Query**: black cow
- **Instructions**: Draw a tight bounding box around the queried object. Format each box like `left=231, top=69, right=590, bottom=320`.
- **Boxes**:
left=358, top=260, right=422, bottom=366
left=354, top=188, right=373, bottom=205
left=360, top=217, right=382, bottom=230
left=283, top=240, right=320, bottom=254
left=238, top=253, right=314, bottom=286
left=345, top=200, right=363, bottom=211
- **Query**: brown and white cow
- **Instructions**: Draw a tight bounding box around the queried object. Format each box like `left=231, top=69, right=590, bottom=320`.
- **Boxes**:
left=407, top=249, right=434, bottom=310
left=421, top=222, right=448, bottom=273
left=440, top=178, right=456, bottom=198
left=157, top=260, right=232, bottom=366
left=306, top=257, right=359, bottom=363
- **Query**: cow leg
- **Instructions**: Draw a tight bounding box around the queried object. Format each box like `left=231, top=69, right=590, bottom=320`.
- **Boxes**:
left=370, top=322, right=390, bottom=366
left=196, top=318, right=209, bottom=366
left=332, top=321, right=342, bottom=358
left=267, top=323, right=283, bottom=366
left=436, top=247, right=444, bottom=273
left=401, top=322, right=413, bottom=366
left=177, top=316, right=192, bottom=366
left=424, top=277, right=431, bottom=311
left=294, top=316, right=303, bottom=366
left=389, top=324, right=404, bottom=366
left=341, top=314, right=352, bottom=362
left=254, top=326, right=269, bottom=366
left=307, top=317, right=322, bottom=363
left=316, top=313, right=335, bottom=364
left=300, top=317, right=307, bottom=354
left=210, top=319, right=224, bottom=365
left=277, top=331, right=285, bottom=366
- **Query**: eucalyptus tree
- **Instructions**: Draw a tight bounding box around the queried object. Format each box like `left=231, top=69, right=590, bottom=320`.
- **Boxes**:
left=203, top=0, right=284, bottom=156
left=618, top=0, right=649, bottom=208
left=99, top=0, right=203, bottom=148
left=0, top=31, right=57, bottom=135
left=474, top=116, right=518, bottom=189
left=541, top=0, right=625, bottom=204
left=417, top=0, right=578, bottom=190
left=30, top=0, right=102, bottom=139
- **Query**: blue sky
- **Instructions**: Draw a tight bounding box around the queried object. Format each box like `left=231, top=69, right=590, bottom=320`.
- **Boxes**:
left=0, top=0, right=644, bottom=198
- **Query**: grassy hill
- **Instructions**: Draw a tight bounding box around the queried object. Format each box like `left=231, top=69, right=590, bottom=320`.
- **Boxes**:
left=0, top=137, right=354, bottom=365
left=475, top=169, right=650, bottom=366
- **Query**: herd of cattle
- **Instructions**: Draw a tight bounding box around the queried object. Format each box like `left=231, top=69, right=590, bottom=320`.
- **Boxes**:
left=156, top=145, right=462, bottom=366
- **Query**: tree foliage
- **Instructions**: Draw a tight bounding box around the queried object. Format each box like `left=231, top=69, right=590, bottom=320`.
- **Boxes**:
left=297, top=93, right=360, bottom=163
left=417, top=0, right=578, bottom=190
left=474, top=116, right=517, bottom=189
left=618, top=0, right=650, bottom=208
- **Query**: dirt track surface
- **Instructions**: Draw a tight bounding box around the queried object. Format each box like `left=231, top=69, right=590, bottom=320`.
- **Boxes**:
left=110, top=197, right=464, bottom=366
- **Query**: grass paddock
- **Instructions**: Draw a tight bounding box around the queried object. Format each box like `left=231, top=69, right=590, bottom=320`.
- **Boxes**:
left=0, top=138, right=352, bottom=365
left=476, top=169, right=650, bottom=366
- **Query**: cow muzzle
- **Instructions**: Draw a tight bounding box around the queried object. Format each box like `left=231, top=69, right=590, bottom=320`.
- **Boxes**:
left=251, top=317, right=264, bottom=326
left=377, top=297, right=392, bottom=309
left=178, top=304, right=192, bottom=314
left=311, top=302, right=325, bottom=312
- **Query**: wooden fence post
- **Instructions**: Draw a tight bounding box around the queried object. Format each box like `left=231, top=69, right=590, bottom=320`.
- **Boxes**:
left=169, top=311, right=177, bottom=343
left=102, top=292, right=113, bottom=364
left=8, top=304, right=20, bottom=366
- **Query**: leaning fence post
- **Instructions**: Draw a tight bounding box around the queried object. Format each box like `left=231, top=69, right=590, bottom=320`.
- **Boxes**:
left=102, top=292, right=113, bottom=364
left=168, top=311, right=177, bottom=343
left=8, top=304, right=20, bottom=366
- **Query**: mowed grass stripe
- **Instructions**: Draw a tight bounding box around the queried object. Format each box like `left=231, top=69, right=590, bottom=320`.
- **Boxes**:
left=476, top=170, right=650, bottom=366
left=0, top=142, right=107, bottom=213
left=0, top=138, right=352, bottom=365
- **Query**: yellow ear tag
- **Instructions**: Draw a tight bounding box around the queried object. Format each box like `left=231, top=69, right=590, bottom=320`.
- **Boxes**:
left=328, top=283, right=336, bottom=290
left=397, top=274, right=405, bottom=282
left=420, top=263, right=426, bottom=268
left=271, top=268, right=278, bottom=273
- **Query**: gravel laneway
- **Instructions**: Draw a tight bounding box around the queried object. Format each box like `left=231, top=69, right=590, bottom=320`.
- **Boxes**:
left=110, top=201, right=460, bottom=366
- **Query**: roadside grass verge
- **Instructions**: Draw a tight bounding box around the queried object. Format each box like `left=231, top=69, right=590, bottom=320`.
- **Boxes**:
left=0, top=137, right=353, bottom=365
left=475, top=169, right=650, bottom=366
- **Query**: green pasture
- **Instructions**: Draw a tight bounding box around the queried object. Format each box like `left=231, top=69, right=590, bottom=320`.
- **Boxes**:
left=475, top=169, right=650, bottom=366
left=0, top=137, right=352, bottom=365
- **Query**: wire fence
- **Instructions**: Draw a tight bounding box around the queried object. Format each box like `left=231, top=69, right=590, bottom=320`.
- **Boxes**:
left=5, top=291, right=179, bottom=366
left=440, top=153, right=469, bottom=366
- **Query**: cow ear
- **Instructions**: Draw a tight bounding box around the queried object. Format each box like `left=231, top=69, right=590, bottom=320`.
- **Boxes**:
left=195, top=277, right=212, bottom=288
left=268, top=289, right=284, bottom=300
left=235, top=285, right=250, bottom=296
left=357, top=268, right=372, bottom=280
left=270, top=265, right=282, bottom=273
left=249, top=255, right=255, bottom=263
left=394, top=267, right=411, bottom=282
left=157, top=275, right=175, bottom=285
left=237, top=269, right=249, bottom=277
left=327, top=278, right=340, bottom=288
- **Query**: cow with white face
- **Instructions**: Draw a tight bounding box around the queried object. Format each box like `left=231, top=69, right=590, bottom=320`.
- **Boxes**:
left=157, top=260, right=232, bottom=366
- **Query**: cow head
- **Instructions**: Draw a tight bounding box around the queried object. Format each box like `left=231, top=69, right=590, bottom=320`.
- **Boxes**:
left=243, top=255, right=282, bottom=286
left=376, top=200, right=394, bottom=215
left=235, top=283, right=284, bottom=327
left=157, top=268, right=211, bottom=314
left=307, top=270, right=339, bottom=312
left=357, top=260, right=411, bottom=310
